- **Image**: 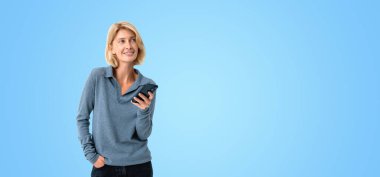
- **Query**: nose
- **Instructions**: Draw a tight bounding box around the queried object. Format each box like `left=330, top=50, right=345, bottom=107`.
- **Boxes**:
left=125, top=40, right=131, bottom=49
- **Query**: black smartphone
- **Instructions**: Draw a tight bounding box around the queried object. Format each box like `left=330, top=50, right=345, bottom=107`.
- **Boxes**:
left=132, top=84, right=158, bottom=103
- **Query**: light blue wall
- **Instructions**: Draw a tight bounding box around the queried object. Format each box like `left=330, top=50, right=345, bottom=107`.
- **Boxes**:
left=0, top=0, right=379, bottom=176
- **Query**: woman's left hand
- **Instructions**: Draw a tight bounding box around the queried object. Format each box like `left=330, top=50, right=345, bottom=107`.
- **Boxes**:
left=131, top=91, right=154, bottom=110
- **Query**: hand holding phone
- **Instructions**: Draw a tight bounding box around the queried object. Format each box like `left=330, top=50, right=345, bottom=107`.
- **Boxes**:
left=132, top=84, right=158, bottom=103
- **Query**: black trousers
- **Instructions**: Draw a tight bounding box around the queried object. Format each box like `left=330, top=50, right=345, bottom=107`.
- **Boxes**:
left=91, top=161, right=153, bottom=177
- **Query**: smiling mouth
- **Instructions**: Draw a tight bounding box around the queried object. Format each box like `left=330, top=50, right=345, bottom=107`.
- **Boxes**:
left=123, top=51, right=134, bottom=56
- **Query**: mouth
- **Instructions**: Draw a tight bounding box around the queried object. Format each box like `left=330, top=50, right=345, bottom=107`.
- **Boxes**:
left=123, top=51, right=135, bottom=56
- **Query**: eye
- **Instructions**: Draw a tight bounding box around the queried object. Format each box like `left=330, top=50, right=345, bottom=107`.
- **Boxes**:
left=119, top=39, right=125, bottom=44
left=131, top=38, right=136, bottom=42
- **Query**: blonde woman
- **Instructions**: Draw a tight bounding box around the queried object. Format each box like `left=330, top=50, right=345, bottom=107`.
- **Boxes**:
left=77, top=21, right=156, bottom=177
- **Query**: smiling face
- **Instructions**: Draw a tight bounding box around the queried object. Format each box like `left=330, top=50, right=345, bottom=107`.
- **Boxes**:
left=111, top=29, right=139, bottom=64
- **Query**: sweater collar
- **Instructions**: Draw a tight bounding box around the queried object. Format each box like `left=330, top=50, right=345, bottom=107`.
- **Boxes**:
left=104, top=65, right=150, bottom=87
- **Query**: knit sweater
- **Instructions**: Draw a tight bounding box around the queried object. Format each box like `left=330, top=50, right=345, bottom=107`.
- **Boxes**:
left=76, top=66, right=156, bottom=166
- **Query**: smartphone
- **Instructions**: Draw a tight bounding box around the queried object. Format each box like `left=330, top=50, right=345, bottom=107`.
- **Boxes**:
left=132, top=84, right=158, bottom=103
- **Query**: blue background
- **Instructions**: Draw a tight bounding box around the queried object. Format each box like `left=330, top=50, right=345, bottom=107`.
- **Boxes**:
left=0, top=0, right=379, bottom=176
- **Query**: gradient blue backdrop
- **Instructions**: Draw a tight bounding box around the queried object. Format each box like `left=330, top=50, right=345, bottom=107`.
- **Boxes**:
left=0, top=0, right=379, bottom=177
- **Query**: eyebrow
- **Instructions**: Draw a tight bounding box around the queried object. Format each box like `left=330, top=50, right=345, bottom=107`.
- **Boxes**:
left=117, top=36, right=136, bottom=40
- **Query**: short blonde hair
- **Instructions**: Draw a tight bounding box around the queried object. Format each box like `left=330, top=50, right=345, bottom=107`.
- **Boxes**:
left=105, top=21, right=146, bottom=67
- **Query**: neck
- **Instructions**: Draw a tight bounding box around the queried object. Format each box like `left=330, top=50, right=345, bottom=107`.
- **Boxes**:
left=114, top=62, right=136, bottom=84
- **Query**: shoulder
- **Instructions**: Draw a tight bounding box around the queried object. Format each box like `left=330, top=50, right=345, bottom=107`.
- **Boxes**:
left=89, top=66, right=108, bottom=78
left=140, top=72, right=156, bottom=85
left=145, top=77, right=157, bottom=85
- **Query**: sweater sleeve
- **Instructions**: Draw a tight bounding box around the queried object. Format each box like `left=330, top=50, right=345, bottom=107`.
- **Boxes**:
left=76, top=69, right=99, bottom=164
left=136, top=89, right=157, bottom=140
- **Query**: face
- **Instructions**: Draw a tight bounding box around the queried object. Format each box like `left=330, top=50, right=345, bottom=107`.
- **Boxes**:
left=111, top=29, right=138, bottom=64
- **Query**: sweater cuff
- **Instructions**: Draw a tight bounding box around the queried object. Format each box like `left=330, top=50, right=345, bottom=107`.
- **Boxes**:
left=88, top=153, right=100, bottom=164
left=137, top=106, right=151, bottom=115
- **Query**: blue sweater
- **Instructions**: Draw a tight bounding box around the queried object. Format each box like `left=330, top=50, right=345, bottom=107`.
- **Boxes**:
left=76, top=66, right=156, bottom=166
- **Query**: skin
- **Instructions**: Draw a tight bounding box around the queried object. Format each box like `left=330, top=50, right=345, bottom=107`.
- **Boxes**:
left=93, top=28, right=154, bottom=169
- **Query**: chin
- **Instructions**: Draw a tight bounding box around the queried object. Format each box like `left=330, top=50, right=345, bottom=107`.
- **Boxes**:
left=119, top=58, right=137, bottom=63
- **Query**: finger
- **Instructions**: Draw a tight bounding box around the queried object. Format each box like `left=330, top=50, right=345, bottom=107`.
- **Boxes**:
left=131, top=98, right=149, bottom=110
left=141, top=98, right=151, bottom=108
left=131, top=100, right=144, bottom=109
left=148, top=92, right=154, bottom=100
left=140, top=100, right=150, bottom=108
left=135, top=97, right=150, bottom=108
left=141, top=93, right=153, bottom=107
left=98, top=161, right=104, bottom=166
left=138, top=93, right=149, bottom=102
left=95, top=163, right=104, bottom=168
left=133, top=96, right=144, bottom=104
left=96, top=156, right=103, bottom=163
left=96, top=160, right=103, bottom=165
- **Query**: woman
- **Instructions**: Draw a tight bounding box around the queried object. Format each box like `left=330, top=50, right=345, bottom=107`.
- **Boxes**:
left=76, top=21, right=156, bottom=177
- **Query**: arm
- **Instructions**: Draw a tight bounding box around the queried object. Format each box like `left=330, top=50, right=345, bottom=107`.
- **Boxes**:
left=76, top=69, right=99, bottom=164
left=135, top=91, right=157, bottom=140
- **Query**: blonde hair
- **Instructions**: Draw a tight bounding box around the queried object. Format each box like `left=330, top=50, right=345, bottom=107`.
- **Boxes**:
left=105, top=21, right=146, bottom=67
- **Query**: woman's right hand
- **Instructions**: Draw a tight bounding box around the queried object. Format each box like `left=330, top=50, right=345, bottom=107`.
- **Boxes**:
left=93, top=155, right=105, bottom=168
